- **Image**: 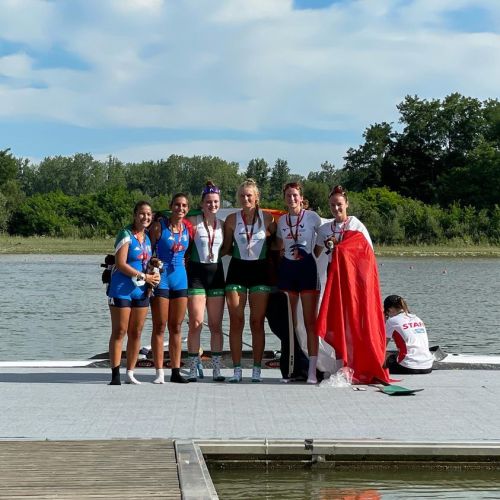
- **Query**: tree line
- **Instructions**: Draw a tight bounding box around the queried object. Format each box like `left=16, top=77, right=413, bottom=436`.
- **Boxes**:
left=1, top=92, right=499, bottom=244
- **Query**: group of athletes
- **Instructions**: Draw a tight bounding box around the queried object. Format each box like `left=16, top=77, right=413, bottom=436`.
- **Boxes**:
left=106, top=178, right=433, bottom=386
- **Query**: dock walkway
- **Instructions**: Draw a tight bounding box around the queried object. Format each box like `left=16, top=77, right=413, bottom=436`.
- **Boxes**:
left=1, top=367, right=499, bottom=443
left=2, top=367, right=500, bottom=497
left=0, top=439, right=180, bottom=499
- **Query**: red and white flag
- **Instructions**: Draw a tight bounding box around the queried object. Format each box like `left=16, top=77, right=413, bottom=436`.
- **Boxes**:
left=316, top=228, right=389, bottom=384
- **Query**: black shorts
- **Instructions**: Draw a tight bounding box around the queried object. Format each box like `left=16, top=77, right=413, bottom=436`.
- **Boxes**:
left=187, top=261, right=225, bottom=297
left=385, top=354, right=433, bottom=374
left=107, top=296, right=150, bottom=308
left=152, top=288, right=188, bottom=300
left=225, top=257, right=271, bottom=293
left=278, top=253, right=319, bottom=294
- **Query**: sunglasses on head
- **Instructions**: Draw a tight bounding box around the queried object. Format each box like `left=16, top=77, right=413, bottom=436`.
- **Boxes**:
left=202, top=186, right=221, bottom=195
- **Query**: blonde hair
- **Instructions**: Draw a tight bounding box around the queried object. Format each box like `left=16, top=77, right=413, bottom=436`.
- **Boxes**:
left=237, top=178, right=260, bottom=207
left=237, top=178, right=261, bottom=224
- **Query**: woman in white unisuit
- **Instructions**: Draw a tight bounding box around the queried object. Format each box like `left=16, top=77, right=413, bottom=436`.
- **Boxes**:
left=221, top=178, right=276, bottom=383
left=384, top=294, right=433, bottom=374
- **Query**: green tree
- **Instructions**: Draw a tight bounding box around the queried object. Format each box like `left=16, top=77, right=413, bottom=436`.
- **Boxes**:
left=34, top=154, right=106, bottom=195
left=245, top=158, right=270, bottom=198
left=343, top=123, right=393, bottom=191
left=0, top=148, right=18, bottom=187
left=307, top=161, right=342, bottom=188
left=269, top=158, right=290, bottom=200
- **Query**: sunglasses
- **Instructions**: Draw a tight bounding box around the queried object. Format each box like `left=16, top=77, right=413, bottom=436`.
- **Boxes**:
left=202, top=186, right=221, bottom=195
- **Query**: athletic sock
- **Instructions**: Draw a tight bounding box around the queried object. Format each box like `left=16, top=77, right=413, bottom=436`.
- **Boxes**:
left=152, top=368, right=165, bottom=384
left=212, top=353, right=225, bottom=382
left=125, top=370, right=141, bottom=385
left=109, top=366, right=121, bottom=386
left=307, top=355, right=318, bottom=384
left=187, top=353, right=198, bottom=382
left=171, top=367, right=189, bottom=383
left=251, top=363, right=262, bottom=383
left=228, top=364, right=242, bottom=383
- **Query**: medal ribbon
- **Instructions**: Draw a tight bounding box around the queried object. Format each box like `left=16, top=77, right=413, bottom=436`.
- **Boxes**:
left=286, top=209, right=305, bottom=243
left=203, top=215, right=217, bottom=261
left=241, top=209, right=257, bottom=251
left=330, top=217, right=350, bottom=244
left=170, top=222, right=185, bottom=253
left=134, top=231, right=149, bottom=272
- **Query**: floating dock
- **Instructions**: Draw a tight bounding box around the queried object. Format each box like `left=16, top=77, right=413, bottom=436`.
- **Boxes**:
left=1, top=366, right=500, bottom=498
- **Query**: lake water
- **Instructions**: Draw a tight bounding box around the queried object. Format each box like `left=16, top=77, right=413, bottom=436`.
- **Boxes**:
left=0, top=254, right=499, bottom=360
left=209, top=467, right=500, bottom=499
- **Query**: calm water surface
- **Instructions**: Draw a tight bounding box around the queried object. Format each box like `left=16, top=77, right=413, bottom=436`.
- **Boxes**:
left=209, top=468, right=500, bottom=499
left=0, top=255, right=499, bottom=360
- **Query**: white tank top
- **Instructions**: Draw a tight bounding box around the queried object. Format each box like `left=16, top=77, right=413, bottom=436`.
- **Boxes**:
left=233, top=209, right=267, bottom=261
left=191, top=215, right=224, bottom=263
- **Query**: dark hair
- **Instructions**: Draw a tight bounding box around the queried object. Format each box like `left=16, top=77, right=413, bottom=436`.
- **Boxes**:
left=170, top=193, right=190, bottom=208
left=383, top=295, right=410, bottom=314
left=201, top=181, right=221, bottom=200
left=283, top=181, right=303, bottom=196
left=133, top=200, right=152, bottom=215
left=329, top=185, right=348, bottom=201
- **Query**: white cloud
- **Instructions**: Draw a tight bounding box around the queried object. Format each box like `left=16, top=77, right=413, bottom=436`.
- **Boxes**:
left=0, top=0, right=500, bottom=169
left=0, top=52, right=32, bottom=78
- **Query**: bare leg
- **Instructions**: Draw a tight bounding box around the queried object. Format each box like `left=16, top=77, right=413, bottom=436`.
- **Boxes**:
left=207, top=295, right=226, bottom=381
left=301, top=292, right=319, bottom=357
left=226, top=291, right=246, bottom=366
left=248, top=292, right=269, bottom=365
left=151, top=296, right=169, bottom=369
left=108, top=305, right=131, bottom=384
left=206, top=295, right=225, bottom=353
left=168, top=297, right=188, bottom=369
left=126, top=306, right=149, bottom=370
left=301, top=292, right=320, bottom=383
left=187, top=294, right=206, bottom=355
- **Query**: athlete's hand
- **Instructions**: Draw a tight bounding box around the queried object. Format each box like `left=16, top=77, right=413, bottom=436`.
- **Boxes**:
left=146, top=273, right=161, bottom=286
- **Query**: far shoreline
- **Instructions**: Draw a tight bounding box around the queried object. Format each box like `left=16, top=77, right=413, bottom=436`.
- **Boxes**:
left=1, top=235, right=499, bottom=258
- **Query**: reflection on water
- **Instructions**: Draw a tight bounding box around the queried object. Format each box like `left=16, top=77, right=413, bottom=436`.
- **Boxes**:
left=0, top=255, right=499, bottom=360
left=209, top=468, right=500, bottom=499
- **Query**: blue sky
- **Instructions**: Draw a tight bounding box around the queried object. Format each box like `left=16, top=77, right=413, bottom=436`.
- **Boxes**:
left=1, top=0, right=499, bottom=177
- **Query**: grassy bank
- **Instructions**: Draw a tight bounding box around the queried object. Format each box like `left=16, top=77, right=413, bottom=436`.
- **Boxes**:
left=1, top=235, right=499, bottom=257
left=375, top=244, right=500, bottom=257
left=0, top=235, right=114, bottom=254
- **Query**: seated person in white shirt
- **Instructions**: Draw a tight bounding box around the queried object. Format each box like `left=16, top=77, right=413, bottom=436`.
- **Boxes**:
left=384, top=295, right=433, bottom=374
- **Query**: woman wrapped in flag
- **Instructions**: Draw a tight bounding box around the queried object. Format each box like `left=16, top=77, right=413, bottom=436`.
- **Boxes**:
left=314, top=186, right=389, bottom=384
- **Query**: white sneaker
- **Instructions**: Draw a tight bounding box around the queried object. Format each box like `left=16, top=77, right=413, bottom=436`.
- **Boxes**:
left=251, top=366, right=262, bottom=383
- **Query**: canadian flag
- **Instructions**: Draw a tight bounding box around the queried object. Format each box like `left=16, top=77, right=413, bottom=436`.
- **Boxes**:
left=316, top=228, right=389, bottom=384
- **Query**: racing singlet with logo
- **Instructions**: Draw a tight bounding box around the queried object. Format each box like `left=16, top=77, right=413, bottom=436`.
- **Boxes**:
left=190, top=215, right=224, bottom=263
left=156, top=219, right=190, bottom=268
left=232, top=209, right=267, bottom=261
left=278, top=210, right=321, bottom=260
left=107, top=226, right=152, bottom=299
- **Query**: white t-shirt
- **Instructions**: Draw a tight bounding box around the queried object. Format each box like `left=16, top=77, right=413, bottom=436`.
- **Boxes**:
left=385, top=312, right=433, bottom=369
left=277, top=210, right=322, bottom=260
left=316, top=216, right=373, bottom=262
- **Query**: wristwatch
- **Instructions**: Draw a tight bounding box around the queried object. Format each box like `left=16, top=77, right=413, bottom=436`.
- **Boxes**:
left=136, top=272, right=145, bottom=281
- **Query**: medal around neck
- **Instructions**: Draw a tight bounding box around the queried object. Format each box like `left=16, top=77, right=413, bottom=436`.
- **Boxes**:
left=132, top=275, right=146, bottom=287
